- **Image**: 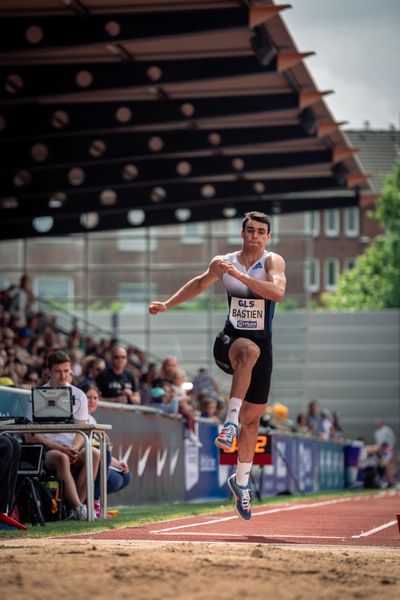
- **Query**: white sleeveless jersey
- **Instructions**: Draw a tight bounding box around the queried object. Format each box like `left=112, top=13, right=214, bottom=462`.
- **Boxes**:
left=222, top=251, right=275, bottom=338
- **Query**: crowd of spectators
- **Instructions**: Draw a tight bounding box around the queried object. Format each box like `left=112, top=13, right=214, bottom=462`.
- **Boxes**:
left=260, top=398, right=345, bottom=443
left=0, top=276, right=227, bottom=433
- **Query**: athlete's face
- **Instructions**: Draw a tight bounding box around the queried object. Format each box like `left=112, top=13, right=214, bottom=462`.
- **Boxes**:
left=241, top=219, right=270, bottom=250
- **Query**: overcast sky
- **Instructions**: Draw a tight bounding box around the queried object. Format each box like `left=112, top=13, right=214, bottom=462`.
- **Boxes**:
left=282, top=0, right=400, bottom=130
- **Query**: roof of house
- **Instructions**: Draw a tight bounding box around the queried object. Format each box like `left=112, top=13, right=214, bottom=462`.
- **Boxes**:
left=344, top=129, right=400, bottom=193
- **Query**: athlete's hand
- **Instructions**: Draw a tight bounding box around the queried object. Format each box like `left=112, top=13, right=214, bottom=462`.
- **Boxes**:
left=149, top=301, right=167, bottom=315
left=211, top=258, right=234, bottom=278
left=223, top=262, right=242, bottom=280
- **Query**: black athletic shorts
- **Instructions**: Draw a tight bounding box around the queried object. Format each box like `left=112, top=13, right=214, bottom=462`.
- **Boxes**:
left=213, top=330, right=273, bottom=405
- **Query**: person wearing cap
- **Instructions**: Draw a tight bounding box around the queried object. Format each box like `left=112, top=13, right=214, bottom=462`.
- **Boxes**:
left=150, top=385, right=179, bottom=415
left=0, top=376, right=16, bottom=387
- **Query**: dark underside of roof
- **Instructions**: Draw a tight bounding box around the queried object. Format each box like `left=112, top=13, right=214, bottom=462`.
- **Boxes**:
left=0, top=0, right=369, bottom=240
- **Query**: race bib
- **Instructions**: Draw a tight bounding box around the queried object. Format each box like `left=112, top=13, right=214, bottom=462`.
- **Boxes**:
left=229, top=297, right=265, bottom=331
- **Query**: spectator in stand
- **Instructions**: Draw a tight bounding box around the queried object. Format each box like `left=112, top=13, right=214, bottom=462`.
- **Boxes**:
left=306, top=399, right=322, bottom=436
left=198, top=394, right=222, bottom=424
left=150, top=386, right=179, bottom=415
left=69, top=348, right=85, bottom=382
left=192, top=367, right=221, bottom=403
left=20, top=368, right=40, bottom=389
left=332, top=411, right=344, bottom=442
left=82, top=384, right=132, bottom=517
left=170, top=366, right=202, bottom=447
left=153, top=356, right=179, bottom=387
left=295, top=412, right=310, bottom=436
left=95, top=346, right=140, bottom=404
left=7, top=274, right=35, bottom=327
left=14, top=327, right=40, bottom=368
left=140, top=362, right=160, bottom=405
left=26, top=350, right=98, bottom=520
left=373, top=418, right=397, bottom=486
left=78, top=356, right=106, bottom=389
left=319, top=409, right=334, bottom=441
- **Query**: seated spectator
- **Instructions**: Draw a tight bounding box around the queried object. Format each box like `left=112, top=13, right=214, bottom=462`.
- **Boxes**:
left=150, top=386, right=179, bottom=415
left=78, top=356, right=106, bottom=389
left=0, top=435, right=26, bottom=530
left=373, top=418, right=397, bottom=486
left=192, top=367, right=221, bottom=403
left=171, top=367, right=202, bottom=447
left=306, top=399, right=322, bottom=436
left=332, top=411, right=344, bottom=442
left=295, top=412, right=310, bottom=436
left=140, top=362, right=160, bottom=405
left=26, top=350, right=99, bottom=520
left=153, top=355, right=179, bottom=387
left=198, top=394, right=222, bottom=424
left=82, top=384, right=132, bottom=517
left=95, top=346, right=140, bottom=404
left=20, top=368, right=40, bottom=389
left=319, top=409, right=334, bottom=441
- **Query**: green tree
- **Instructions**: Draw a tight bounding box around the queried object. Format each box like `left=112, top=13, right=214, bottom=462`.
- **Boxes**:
left=322, top=161, right=400, bottom=310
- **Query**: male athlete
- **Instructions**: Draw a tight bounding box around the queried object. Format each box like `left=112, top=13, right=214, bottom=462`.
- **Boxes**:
left=149, top=211, right=286, bottom=520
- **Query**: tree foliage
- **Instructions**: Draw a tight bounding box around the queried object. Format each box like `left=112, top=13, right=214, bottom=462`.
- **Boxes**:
left=322, top=161, right=400, bottom=310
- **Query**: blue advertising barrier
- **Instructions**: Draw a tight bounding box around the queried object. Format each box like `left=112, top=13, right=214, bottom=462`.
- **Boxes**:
left=189, top=426, right=346, bottom=501
left=185, top=422, right=231, bottom=501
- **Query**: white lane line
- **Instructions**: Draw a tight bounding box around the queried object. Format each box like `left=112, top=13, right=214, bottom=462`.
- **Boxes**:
left=150, top=497, right=355, bottom=533
left=156, top=531, right=346, bottom=539
left=351, top=520, right=397, bottom=539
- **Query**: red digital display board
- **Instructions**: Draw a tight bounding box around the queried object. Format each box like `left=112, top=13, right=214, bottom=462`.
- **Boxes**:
left=219, top=433, right=273, bottom=465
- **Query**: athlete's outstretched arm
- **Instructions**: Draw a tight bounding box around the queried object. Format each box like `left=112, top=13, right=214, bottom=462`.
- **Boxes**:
left=223, top=252, right=286, bottom=302
left=149, top=256, right=224, bottom=315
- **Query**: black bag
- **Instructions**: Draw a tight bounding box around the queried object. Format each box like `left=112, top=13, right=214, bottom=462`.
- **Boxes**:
left=15, top=477, right=63, bottom=525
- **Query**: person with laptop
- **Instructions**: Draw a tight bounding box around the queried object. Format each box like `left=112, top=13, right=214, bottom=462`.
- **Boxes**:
left=27, top=350, right=100, bottom=520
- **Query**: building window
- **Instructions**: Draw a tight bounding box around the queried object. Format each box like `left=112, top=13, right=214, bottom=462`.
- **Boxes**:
left=324, top=209, right=340, bottom=237
left=344, top=207, right=360, bottom=237
left=227, top=218, right=242, bottom=244
left=305, top=258, right=320, bottom=292
left=344, top=257, right=356, bottom=270
left=180, top=222, right=206, bottom=245
left=117, top=229, right=157, bottom=252
left=324, top=258, right=340, bottom=291
left=118, top=282, right=158, bottom=303
left=305, top=211, right=320, bottom=236
left=34, top=277, right=74, bottom=303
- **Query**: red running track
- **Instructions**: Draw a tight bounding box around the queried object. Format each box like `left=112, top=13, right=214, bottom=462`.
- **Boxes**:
left=83, top=491, right=400, bottom=547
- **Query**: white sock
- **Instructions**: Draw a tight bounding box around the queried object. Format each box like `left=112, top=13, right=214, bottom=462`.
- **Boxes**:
left=235, top=460, right=253, bottom=487
left=225, top=397, right=242, bottom=427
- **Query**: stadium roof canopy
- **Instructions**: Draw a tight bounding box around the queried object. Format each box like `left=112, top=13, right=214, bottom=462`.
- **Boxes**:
left=0, top=0, right=371, bottom=240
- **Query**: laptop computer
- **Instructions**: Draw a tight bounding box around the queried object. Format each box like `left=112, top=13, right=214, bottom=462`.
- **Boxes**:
left=17, top=444, right=45, bottom=476
left=31, top=387, right=74, bottom=423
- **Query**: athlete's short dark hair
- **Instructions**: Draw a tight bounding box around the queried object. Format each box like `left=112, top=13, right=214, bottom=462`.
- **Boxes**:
left=242, top=211, right=271, bottom=233
left=47, top=350, right=71, bottom=369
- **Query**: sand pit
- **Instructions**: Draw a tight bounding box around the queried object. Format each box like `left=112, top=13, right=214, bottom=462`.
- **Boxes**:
left=1, top=538, right=399, bottom=600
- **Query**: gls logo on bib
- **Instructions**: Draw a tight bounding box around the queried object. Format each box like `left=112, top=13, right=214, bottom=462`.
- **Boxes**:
left=229, top=297, right=265, bottom=331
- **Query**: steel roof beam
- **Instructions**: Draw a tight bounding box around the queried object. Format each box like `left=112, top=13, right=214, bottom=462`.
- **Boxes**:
left=0, top=53, right=312, bottom=100
left=1, top=148, right=336, bottom=196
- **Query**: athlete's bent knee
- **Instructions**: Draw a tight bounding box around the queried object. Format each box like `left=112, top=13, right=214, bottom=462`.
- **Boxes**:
left=236, top=343, right=260, bottom=368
